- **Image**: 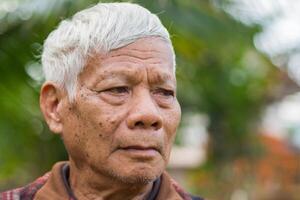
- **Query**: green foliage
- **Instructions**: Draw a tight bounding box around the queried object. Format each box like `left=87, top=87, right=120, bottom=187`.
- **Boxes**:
left=142, top=0, right=280, bottom=162
left=0, top=0, right=280, bottom=191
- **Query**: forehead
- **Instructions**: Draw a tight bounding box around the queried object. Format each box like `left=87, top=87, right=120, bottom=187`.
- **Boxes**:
left=80, top=37, right=175, bottom=85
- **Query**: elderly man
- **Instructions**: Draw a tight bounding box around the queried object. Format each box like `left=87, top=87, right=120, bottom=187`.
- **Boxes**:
left=1, top=2, right=203, bottom=200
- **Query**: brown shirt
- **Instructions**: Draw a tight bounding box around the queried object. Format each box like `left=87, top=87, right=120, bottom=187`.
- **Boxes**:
left=0, top=161, right=203, bottom=200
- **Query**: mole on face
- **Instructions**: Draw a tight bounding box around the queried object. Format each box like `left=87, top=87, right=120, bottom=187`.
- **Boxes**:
left=80, top=93, right=89, bottom=101
left=110, top=72, right=117, bottom=78
left=105, top=116, right=119, bottom=128
left=74, top=133, right=81, bottom=144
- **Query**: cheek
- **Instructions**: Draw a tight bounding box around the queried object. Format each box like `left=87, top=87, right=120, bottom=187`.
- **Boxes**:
left=75, top=95, right=122, bottom=132
left=163, top=104, right=181, bottom=138
left=68, top=98, right=129, bottom=152
left=60, top=112, right=91, bottom=165
left=162, top=104, right=181, bottom=157
left=99, top=112, right=123, bottom=132
left=61, top=110, right=114, bottom=167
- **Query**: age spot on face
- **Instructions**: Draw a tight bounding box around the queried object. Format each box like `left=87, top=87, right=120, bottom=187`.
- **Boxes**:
left=75, top=133, right=81, bottom=143
left=80, top=93, right=89, bottom=101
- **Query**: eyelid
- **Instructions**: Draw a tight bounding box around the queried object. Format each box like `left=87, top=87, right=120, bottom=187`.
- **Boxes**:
left=102, top=86, right=130, bottom=93
left=153, top=88, right=175, bottom=96
left=89, top=86, right=129, bottom=94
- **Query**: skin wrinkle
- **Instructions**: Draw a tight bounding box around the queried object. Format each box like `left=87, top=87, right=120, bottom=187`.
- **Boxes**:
left=146, top=67, right=175, bottom=88
left=42, top=37, right=181, bottom=200
left=86, top=66, right=175, bottom=93
left=109, top=51, right=165, bottom=62
left=82, top=64, right=143, bottom=89
left=110, top=53, right=156, bottom=60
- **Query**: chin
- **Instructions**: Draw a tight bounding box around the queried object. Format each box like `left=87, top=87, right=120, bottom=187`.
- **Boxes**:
left=106, top=164, right=164, bottom=185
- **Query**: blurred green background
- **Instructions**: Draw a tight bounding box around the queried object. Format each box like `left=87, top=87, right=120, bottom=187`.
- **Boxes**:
left=1, top=0, right=300, bottom=199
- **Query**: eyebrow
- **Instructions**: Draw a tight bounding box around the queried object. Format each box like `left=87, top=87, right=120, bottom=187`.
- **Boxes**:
left=90, top=62, right=176, bottom=88
left=94, top=65, right=142, bottom=85
left=147, top=68, right=176, bottom=87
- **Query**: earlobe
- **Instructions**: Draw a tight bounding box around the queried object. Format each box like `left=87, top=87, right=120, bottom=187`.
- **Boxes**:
left=40, top=82, right=64, bottom=134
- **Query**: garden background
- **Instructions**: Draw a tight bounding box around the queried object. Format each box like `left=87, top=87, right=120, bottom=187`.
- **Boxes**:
left=1, top=0, right=300, bottom=199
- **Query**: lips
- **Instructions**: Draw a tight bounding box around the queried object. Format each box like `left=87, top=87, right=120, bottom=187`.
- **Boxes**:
left=117, top=145, right=160, bottom=159
left=120, top=145, right=159, bottom=152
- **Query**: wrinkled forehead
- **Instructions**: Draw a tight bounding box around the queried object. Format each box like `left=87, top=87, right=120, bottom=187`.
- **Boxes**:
left=79, top=37, right=176, bottom=86
left=89, top=37, right=175, bottom=68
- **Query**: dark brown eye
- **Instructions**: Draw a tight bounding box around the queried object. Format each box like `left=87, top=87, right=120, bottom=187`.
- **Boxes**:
left=154, top=88, right=174, bottom=97
left=104, top=86, right=129, bottom=94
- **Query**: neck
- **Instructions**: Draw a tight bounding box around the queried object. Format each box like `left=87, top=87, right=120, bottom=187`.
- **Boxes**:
left=68, top=161, right=154, bottom=200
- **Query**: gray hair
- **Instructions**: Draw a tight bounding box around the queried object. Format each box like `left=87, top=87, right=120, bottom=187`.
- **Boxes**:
left=41, top=2, right=175, bottom=100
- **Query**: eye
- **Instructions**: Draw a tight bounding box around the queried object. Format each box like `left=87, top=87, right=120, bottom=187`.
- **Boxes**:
left=103, top=86, right=130, bottom=95
left=153, top=88, right=174, bottom=97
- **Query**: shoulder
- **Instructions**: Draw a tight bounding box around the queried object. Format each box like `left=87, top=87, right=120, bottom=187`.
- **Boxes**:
left=160, top=172, right=204, bottom=200
left=171, top=179, right=204, bottom=200
left=0, top=172, right=50, bottom=200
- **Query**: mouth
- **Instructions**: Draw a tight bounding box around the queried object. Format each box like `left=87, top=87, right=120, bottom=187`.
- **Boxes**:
left=118, top=145, right=160, bottom=158
left=121, top=145, right=158, bottom=151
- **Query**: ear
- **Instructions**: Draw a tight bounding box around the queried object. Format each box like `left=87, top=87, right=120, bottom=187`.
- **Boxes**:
left=40, top=82, right=65, bottom=134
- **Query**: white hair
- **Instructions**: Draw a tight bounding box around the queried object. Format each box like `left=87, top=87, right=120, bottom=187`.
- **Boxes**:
left=41, top=2, right=175, bottom=100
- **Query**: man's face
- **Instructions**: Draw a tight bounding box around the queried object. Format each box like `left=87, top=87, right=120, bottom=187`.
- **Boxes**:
left=59, top=37, right=181, bottom=184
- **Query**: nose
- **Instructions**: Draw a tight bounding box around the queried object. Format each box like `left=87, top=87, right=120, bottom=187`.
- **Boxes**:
left=127, top=93, right=163, bottom=130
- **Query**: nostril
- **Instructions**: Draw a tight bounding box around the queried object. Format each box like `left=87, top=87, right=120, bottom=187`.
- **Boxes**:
left=134, top=121, right=144, bottom=127
left=152, top=121, right=162, bottom=130
left=132, top=120, right=161, bottom=129
left=128, top=115, right=163, bottom=130
left=152, top=122, right=158, bottom=128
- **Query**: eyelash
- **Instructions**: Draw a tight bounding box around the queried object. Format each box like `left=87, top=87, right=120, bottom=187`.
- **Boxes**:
left=154, top=88, right=174, bottom=97
left=103, top=86, right=130, bottom=94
